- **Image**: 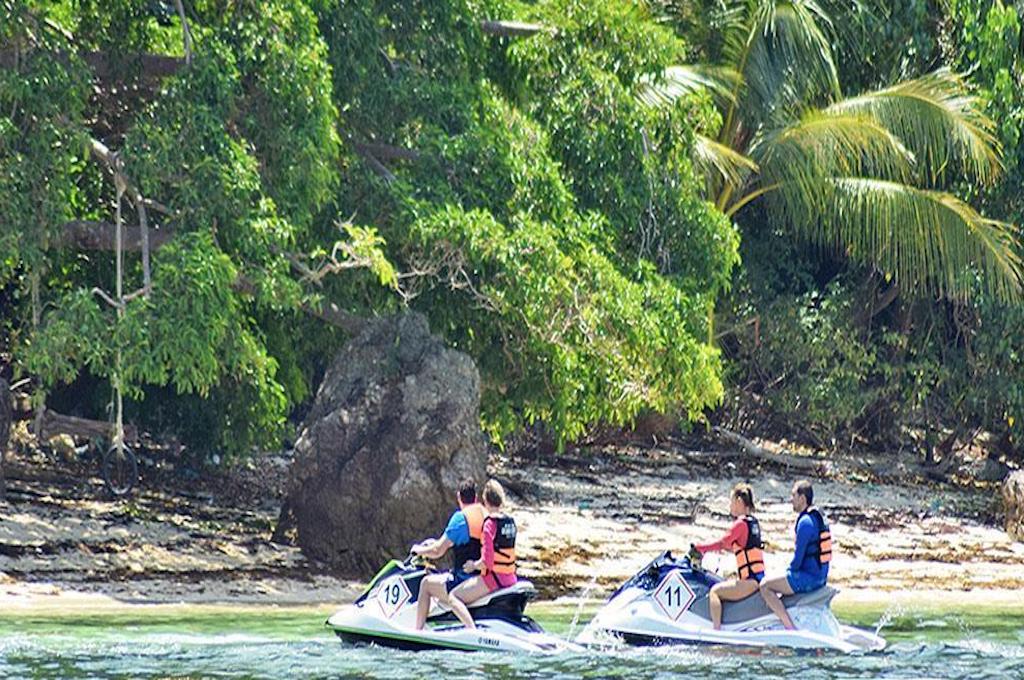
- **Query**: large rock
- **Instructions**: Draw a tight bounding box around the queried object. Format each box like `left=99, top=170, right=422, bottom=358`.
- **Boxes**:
left=1004, top=470, right=1024, bottom=542
left=278, top=313, right=487, bottom=576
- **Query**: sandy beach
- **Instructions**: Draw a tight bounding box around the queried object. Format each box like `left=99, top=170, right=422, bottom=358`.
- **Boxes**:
left=1, top=433, right=1021, bottom=611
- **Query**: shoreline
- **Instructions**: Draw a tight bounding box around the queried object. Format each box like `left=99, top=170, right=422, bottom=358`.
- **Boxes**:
left=2, top=580, right=1020, bottom=618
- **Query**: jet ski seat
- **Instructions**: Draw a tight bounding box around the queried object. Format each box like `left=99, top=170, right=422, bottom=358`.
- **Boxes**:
left=428, top=581, right=539, bottom=628
left=690, top=586, right=837, bottom=625
left=466, top=581, right=537, bottom=610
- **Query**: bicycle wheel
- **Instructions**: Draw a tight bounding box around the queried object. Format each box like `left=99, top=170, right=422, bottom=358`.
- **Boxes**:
left=102, top=443, right=138, bottom=496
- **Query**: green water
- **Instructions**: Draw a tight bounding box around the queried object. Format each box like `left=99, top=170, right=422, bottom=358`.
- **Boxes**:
left=1, top=602, right=1022, bottom=679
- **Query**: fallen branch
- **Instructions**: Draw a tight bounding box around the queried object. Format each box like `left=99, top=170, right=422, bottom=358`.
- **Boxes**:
left=37, top=408, right=138, bottom=444
left=82, top=51, right=183, bottom=79
left=711, top=426, right=825, bottom=473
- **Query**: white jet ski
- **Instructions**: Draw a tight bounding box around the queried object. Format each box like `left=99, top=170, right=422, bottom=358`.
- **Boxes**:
left=577, top=551, right=886, bottom=653
left=327, top=556, right=578, bottom=653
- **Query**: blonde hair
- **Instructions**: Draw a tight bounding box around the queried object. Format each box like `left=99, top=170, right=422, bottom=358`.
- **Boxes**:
left=482, top=478, right=506, bottom=508
left=732, top=483, right=755, bottom=512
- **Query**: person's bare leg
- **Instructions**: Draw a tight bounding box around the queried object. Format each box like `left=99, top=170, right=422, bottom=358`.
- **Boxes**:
left=447, top=578, right=490, bottom=629
left=759, top=575, right=796, bottom=630
left=708, top=579, right=759, bottom=630
left=415, top=576, right=446, bottom=630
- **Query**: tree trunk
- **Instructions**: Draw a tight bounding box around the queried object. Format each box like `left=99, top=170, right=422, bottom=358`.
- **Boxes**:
left=0, top=378, right=10, bottom=501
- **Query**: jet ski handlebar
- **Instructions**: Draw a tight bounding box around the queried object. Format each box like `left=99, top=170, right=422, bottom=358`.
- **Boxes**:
left=404, top=551, right=436, bottom=570
left=687, top=543, right=704, bottom=571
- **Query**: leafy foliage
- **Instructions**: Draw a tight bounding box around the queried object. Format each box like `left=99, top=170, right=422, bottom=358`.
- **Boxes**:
left=649, top=0, right=1023, bottom=303
left=1, top=0, right=737, bottom=457
left=695, top=1, right=1024, bottom=463
left=734, top=283, right=883, bottom=447
left=317, top=0, right=738, bottom=445
left=1, top=0, right=381, bottom=459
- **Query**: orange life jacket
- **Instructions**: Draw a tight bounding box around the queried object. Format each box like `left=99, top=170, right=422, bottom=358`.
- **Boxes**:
left=732, top=515, right=765, bottom=580
left=451, top=503, right=486, bottom=570
left=483, top=515, right=517, bottom=576
left=800, top=507, right=832, bottom=565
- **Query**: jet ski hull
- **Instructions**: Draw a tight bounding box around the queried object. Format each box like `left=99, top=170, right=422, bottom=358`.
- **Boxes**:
left=582, top=622, right=877, bottom=653
left=326, top=559, right=577, bottom=654
left=328, top=606, right=574, bottom=653
left=578, top=553, right=886, bottom=653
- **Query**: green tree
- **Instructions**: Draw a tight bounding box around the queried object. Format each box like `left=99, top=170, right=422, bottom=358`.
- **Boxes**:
left=320, top=0, right=739, bottom=445
left=647, top=0, right=1023, bottom=303
left=2, top=0, right=739, bottom=456
left=1, top=0, right=393, bottom=459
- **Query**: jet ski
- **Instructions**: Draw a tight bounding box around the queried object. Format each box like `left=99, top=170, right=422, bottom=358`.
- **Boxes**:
left=326, top=556, right=578, bottom=653
left=577, top=551, right=886, bottom=653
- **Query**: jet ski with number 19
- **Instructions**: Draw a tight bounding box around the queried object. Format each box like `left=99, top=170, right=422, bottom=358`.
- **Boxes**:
left=326, top=556, right=579, bottom=653
left=576, top=551, right=886, bottom=653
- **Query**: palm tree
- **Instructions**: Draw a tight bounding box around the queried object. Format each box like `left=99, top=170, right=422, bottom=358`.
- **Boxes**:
left=643, top=0, right=1023, bottom=302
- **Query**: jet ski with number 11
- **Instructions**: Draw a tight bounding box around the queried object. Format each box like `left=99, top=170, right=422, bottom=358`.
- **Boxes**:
left=577, top=551, right=886, bottom=653
left=326, top=556, right=578, bottom=653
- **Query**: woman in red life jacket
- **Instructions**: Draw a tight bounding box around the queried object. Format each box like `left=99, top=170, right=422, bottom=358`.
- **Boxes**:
left=691, top=483, right=765, bottom=630
left=445, top=478, right=518, bottom=629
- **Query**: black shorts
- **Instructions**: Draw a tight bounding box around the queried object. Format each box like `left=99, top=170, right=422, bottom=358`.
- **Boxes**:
left=445, top=571, right=472, bottom=593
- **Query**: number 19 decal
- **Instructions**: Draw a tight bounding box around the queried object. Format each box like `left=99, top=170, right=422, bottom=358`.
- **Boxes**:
left=376, top=576, right=411, bottom=618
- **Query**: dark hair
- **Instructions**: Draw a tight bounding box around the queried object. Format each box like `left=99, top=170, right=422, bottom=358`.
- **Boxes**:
left=732, top=483, right=755, bottom=512
left=457, top=479, right=477, bottom=504
left=482, top=479, right=505, bottom=508
left=794, top=479, right=814, bottom=506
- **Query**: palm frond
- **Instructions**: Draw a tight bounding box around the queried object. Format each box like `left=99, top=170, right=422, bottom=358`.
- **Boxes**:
left=638, top=64, right=740, bottom=112
left=769, top=177, right=1023, bottom=302
left=727, top=0, right=841, bottom=131
left=826, top=68, right=1002, bottom=186
left=747, top=110, right=914, bottom=206
left=693, top=133, right=759, bottom=195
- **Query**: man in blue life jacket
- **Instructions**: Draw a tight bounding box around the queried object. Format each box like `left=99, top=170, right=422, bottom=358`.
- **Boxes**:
left=759, top=479, right=832, bottom=630
left=411, top=479, right=486, bottom=629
